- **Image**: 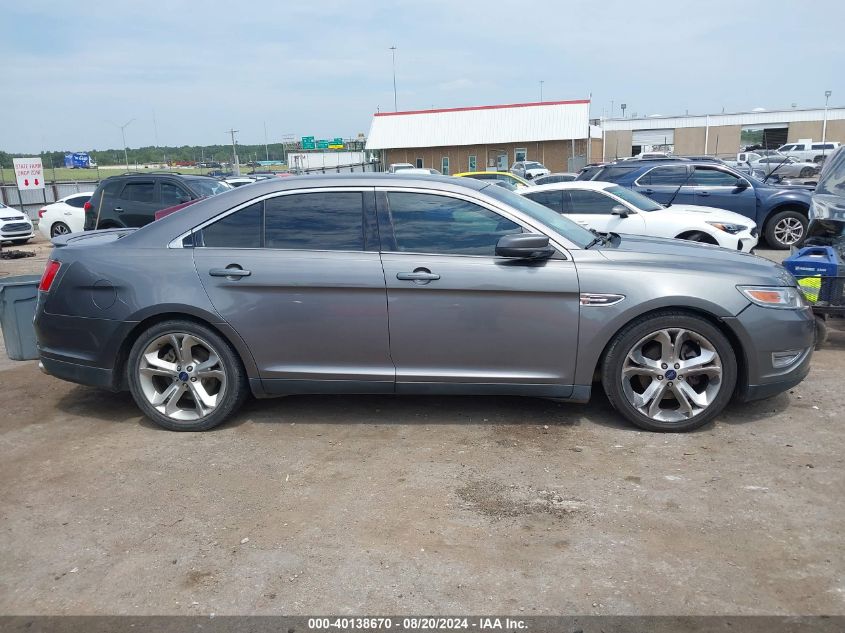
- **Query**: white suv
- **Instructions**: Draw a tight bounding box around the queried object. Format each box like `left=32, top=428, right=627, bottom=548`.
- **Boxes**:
left=511, top=161, right=550, bottom=180
left=0, top=202, right=34, bottom=245
left=776, top=141, right=840, bottom=163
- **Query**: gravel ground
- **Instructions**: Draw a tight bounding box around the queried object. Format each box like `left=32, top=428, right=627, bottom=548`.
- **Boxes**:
left=0, top=235, right=843, bottom=616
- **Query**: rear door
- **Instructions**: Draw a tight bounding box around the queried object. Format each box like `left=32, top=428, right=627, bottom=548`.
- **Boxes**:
left=633, top=165, right=694, bottom=205
left=193, top=188, right=393, bottom=394
left=115, top=179, right=159, bottom=227
left=691, top=165, right=757, bottom=217
left=377, top=188, right=580, bottom=396
left=564, top=189, right=647, bottom=235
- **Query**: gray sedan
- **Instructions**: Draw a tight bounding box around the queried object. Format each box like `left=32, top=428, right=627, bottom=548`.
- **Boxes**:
left=34, top=174, right=814, bottom=432
left=749, top=156, right=820, bottom=178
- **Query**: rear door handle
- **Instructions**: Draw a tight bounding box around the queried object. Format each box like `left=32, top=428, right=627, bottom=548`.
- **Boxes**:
left=209, top=267, right=251, bottom=278
left=114, top=207, right=123, bottom=212
left=698, top=191, right=711, bottom=196
left=397, top=270, right=440, bottom=282
left=642, top=189, right=654, bottom=195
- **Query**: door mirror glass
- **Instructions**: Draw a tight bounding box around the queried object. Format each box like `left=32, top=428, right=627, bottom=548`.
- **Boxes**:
left=735, top=178, right=750, bottom=189
left=495, top=233, right=554, bottom=259
left=611, top=204, right=630, bottom=217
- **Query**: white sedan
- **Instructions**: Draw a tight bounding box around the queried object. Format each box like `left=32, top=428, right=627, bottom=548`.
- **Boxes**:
left=518, top=181, right=758, bottom=252
left=0, top=202, right=34, bottom=244
left=37, top=191, right=94, bottom=239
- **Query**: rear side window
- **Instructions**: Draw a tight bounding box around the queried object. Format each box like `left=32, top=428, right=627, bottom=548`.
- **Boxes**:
left=200, top=202, right=262, bottom=248
left=812, top=143, right=835, bottom=150
left=264, top=192, right=364, bottom=250
left=565, top=190, right=617, bottom=214
left=639, top=165, right=689, bottom=185
left=594, top=165, right=639, bottom=182
left=524, top=191, right=564, bottom=213
left=120, top=181, right=156, bottom=203
left=387, top=192, right=520, bottom=256
left=101, top=180, right=123, bottom=197
left=65, top=195, right=89, bottom=208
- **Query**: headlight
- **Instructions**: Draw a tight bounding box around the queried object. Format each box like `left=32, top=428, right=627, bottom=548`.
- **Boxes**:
left=737, top=285, right=806, bottom=309
left=707, top=221, right=748, bottom=234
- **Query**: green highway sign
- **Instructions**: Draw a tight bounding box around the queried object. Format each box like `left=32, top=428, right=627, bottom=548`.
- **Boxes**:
left=301, top=136, right=315, bottom=149
left=329, top=137, right=344, bottom=149
left=317, top=139, right=329, bottom=149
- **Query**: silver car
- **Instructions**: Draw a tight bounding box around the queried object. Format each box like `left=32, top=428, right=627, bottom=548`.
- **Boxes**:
left=34, top=174, right=814, bottom=432
left=749, top=156, right=820, bottom=178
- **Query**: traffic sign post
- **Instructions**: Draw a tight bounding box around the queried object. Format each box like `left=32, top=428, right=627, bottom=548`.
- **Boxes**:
left=13, top=158, right=45, bottom=190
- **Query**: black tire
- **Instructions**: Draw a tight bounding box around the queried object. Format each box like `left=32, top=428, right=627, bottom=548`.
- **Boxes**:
left=50, top=222, right=71, bottom=238
left=601, top=311, right=738, bottom=432
left=764, top=209, right=807, bottom=249
left=677, top=231, right=718, bottom=245
left=799, top=167, right=814, bottom=178
left=126, top=319, right=248, bottom=431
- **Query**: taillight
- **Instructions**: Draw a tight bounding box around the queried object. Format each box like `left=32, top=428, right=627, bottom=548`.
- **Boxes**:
left=38, top=208, right=47, bottom=219
left=39, top=260, right=62, bottom=292
left=83, top=200, right=93, bottom=212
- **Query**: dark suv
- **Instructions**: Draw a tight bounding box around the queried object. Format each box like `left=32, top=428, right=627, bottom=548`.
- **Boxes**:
left=84, top=173, right=232, bottom=230
left=578, top=159, right=813, bottom=249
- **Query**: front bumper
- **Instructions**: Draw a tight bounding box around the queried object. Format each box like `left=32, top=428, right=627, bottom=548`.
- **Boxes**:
left=0, top=224, right=34, bottom=240
left=723, top=303, right=815, bottom=402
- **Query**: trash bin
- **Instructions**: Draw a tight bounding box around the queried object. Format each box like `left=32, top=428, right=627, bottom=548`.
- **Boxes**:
left=0, top=274, right=41, bottom=361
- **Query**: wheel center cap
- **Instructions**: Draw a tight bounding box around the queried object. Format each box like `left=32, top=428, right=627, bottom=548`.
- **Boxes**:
left=178, top=371, right=190, bottom=382
left=665, top=369, right=677, bottom=380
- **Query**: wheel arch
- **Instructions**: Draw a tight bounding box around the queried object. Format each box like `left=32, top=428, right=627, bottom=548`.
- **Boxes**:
left=674, top=230, right=719, bottom=245
left=583, top=304, right=748, bottom=397
left=114, top=309, right=260, bottom=391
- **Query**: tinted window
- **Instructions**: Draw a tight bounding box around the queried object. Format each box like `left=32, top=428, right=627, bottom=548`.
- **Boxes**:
left=594, top=165, right=640, bottom=182
left=161, top=182, right=189, bottom=206
left=200, top=202, right=262, bottom=248
left=65, top=195, right=89, bottom=208
left=120, top=181, right=156, bottom=203
left=566, top=190, right=617, bottom=214
left=640, top=165, right=689, bottom=185
left=779, top=145, right=796, bottom=152
left=524, top=191, right=564, bottom=213
left=692, top=167, right=741, bottom=186
left=812, top=143, right=834, bottom=150
left=102, top=180, right=123, bottom=197
left=264, top=192, right=363, bottom=250
left=188, top=179, right=232, bottom=197
left=816, top=147, right=845, bottom=197
left=387, top=192, right=520, bottom=256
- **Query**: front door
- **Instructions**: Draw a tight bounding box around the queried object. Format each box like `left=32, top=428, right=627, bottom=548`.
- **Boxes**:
left=193, top=189, right=393, bottom=394
left=377, top=189, right=580, bottom=396
left=633, top=164, right=695, bottom=206
left=563, top=189, right=647, bottom=235
left=691, top=165, right=757, bottom=218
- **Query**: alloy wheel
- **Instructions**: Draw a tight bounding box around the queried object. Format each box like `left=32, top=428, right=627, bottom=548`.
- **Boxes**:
left=51, top=223, right=70, bottom=237
left=774, top=217, right=804, bottom=246
left=621, top=328, right=723, bottom=423
left=137, top=333, right=227, bottom=421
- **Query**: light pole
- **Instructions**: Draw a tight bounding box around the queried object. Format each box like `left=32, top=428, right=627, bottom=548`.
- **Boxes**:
left=539, top=80, right=544, bottom=102
left=822, top=90, right=832, bottom=149
left=228, top=128, right=240, bottom=175
left=390, top=45, right=398, bottom=112
left=111, top=119, right=135, bottom=170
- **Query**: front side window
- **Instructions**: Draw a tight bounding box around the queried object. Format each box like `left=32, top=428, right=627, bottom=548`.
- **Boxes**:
left=161, top=182, right=190, bottom=206
left=264, top=192, right=364, bottom=250
left=387, top=192, right=520, bottom=256
left=779, top=144, right=796, bottom=152
left=692, top=167, right=741, bottom=186
left=199, top=202, right=262, bottom=248
left=605, top=185, right=663, bottom=211
left=468, top=155, right=477, bottom=171
left=120, top=181, right=156, bottom=203
left=188, top=179, right=233, bottom=197
left=441, top=157, right=450, bottom=176
left=565, top=190, right=617, bottom=214
left=639, top=165, right=689, bottom=186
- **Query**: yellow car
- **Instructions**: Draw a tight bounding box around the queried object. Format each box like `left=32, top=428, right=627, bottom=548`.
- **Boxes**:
left=453, top=171, right=530, bottom=189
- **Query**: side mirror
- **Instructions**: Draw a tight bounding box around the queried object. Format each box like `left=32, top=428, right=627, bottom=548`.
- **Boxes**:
left=179, top=195, right=192, bottom=203
left=735, top=179, right=750, bottom=189
left=611, top=204, right=630, bottom=217
left=495, top=233, right=554, bottom=259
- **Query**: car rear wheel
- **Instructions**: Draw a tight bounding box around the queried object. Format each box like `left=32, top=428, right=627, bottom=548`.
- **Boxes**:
left=50, top=222, right=71, bottom=237
left=602, top=312, right=737, bottom=432
left=799, top=167, right=815, bottom=178
left=765, top=209, right=807, bottom=249
left=127, top=320, right=248, bottom=431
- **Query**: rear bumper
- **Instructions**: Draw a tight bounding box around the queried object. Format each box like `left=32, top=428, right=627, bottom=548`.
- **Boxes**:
left=39, top=356, right=118, bottom=391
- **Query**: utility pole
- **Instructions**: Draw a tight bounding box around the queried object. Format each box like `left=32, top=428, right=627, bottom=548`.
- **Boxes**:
left=228, top=128, right=240, bottom=175
left=539, top=80, right=544, bottom=102
left=111, top=119, right=135, bottom=171
left=390, top=45, right=398, bottom=112
left=823, top=90, right=832, bottom=155
left=263, top=121, right=270, bottom=162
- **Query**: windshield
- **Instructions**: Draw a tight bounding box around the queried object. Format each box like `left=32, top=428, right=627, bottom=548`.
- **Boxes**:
left=482, top=183, right=596, bottom=248
left=524, top=162, right=544, bottom=169
left=188, top=179, right=233, bottom=197
left=605, top=185, right=663, bottom=211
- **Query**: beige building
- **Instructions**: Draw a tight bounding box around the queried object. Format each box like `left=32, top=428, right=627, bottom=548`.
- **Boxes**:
left=366, top=100, right=603, bottom=175
left=601, top=107, right=845, bottom=160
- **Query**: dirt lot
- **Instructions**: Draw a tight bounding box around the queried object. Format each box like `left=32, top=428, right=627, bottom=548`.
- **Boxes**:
left=1, top=236, right=843, bottom=616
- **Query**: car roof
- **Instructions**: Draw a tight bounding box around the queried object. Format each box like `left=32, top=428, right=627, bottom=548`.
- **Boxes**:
left=520, top=180, right=615, bottom=193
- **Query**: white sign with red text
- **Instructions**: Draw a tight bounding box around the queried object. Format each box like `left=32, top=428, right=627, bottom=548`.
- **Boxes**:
left=13, top=157, right=45, bottom=190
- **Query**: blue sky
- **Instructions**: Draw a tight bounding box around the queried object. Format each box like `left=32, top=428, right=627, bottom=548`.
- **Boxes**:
left=2, top=0, right=842, bottom=152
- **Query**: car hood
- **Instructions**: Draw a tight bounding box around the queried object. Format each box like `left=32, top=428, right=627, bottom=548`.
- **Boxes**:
left=595, top=233, right=795, bottom=286
left=1, top=208, right=28, bottom=220
left=650, top=204, right=755, bottom=226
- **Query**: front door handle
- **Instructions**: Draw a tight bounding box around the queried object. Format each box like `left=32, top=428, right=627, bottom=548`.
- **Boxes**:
left=397, top=269, right=440, bottom=282
left=209, top=267, right=251, bottom=278
left=642, top=189, right=654, bottom=195
left=698, top=191, right=711, bottom=197
left=114, top=207, right=123, bottom=212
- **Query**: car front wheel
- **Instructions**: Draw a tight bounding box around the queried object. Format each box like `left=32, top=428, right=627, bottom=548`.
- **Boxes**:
left=127, top=319, right=248, bottom=431
left=765, top=209, right=807, bottom=249
left=602, top=312, right=737, bottom=432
